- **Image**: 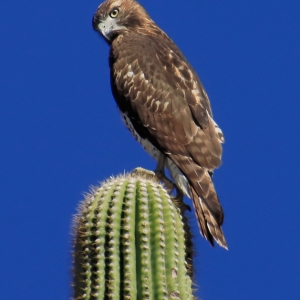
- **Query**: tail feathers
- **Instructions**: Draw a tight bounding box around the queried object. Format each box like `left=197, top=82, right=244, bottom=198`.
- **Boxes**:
left=190, top=186, right=227, bottom=249
left=168, top=154, right=227, bottom=249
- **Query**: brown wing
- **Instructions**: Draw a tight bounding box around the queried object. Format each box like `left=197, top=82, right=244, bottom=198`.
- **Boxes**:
left=110, top=32, right=227, bottom=248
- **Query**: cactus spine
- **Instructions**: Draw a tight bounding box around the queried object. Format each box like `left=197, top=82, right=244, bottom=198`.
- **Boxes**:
left=73, top=174, right=193, bottom=299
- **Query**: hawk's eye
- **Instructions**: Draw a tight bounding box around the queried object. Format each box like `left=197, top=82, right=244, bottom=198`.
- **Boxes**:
left=109, top=8, right=119, bottom=18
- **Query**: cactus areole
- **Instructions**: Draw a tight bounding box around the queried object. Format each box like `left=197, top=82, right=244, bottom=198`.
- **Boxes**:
left=73, top=174, right=194, bottom=299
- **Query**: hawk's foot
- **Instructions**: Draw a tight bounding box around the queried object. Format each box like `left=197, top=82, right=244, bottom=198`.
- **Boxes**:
left=154, top=169, right=176, bottom=194
left=171, top=187, right=191, bottom=213
left=131, top=167, right=191, bottom=213
left=131, top=167, right=157, bottom=181
left=131, top=167, right=175, bottom=194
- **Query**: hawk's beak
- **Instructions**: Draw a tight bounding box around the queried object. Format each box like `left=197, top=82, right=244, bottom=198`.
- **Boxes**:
left=92, top=12, right=126, bottom=42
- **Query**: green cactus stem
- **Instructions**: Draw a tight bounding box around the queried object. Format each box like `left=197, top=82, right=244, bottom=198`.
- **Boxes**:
left=73, top=173, right=194, bottom=299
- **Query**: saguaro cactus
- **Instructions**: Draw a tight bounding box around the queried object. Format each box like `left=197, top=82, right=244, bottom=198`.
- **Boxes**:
left=73, top=173, right=194, bottom=299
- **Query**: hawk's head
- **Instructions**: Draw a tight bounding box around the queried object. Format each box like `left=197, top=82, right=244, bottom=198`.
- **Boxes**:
left=92, top=0, right=153, bottom=43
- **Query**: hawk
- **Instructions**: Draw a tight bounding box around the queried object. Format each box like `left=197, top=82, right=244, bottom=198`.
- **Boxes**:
left=92, top=0, right=227, bottom=249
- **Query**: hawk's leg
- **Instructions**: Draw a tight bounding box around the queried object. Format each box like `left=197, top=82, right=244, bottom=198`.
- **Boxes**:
left=172, top=187, right=191, bottom=213
left=155, top=154, right=191, bottom=213
left=154, top=154, right=176, bottom=194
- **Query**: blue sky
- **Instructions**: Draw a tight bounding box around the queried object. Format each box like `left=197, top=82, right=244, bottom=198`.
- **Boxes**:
left=1, top=0, right=300, bottom=299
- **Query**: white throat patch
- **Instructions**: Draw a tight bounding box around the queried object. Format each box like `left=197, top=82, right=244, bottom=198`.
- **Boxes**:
left=98, top=17, right=126, bottom=41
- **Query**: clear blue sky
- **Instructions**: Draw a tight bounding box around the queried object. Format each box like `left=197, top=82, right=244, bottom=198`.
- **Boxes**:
left=1, top=0, right=299, bottom=299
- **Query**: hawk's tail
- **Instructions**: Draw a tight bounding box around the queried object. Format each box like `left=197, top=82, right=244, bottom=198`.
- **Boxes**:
left=190, top=185, right=227, bottom=249
left=169, top=155, right=227, bottom=249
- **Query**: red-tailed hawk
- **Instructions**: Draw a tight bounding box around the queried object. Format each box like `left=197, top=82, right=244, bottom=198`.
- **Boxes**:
left=92, top=0, right=227, bottom=249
